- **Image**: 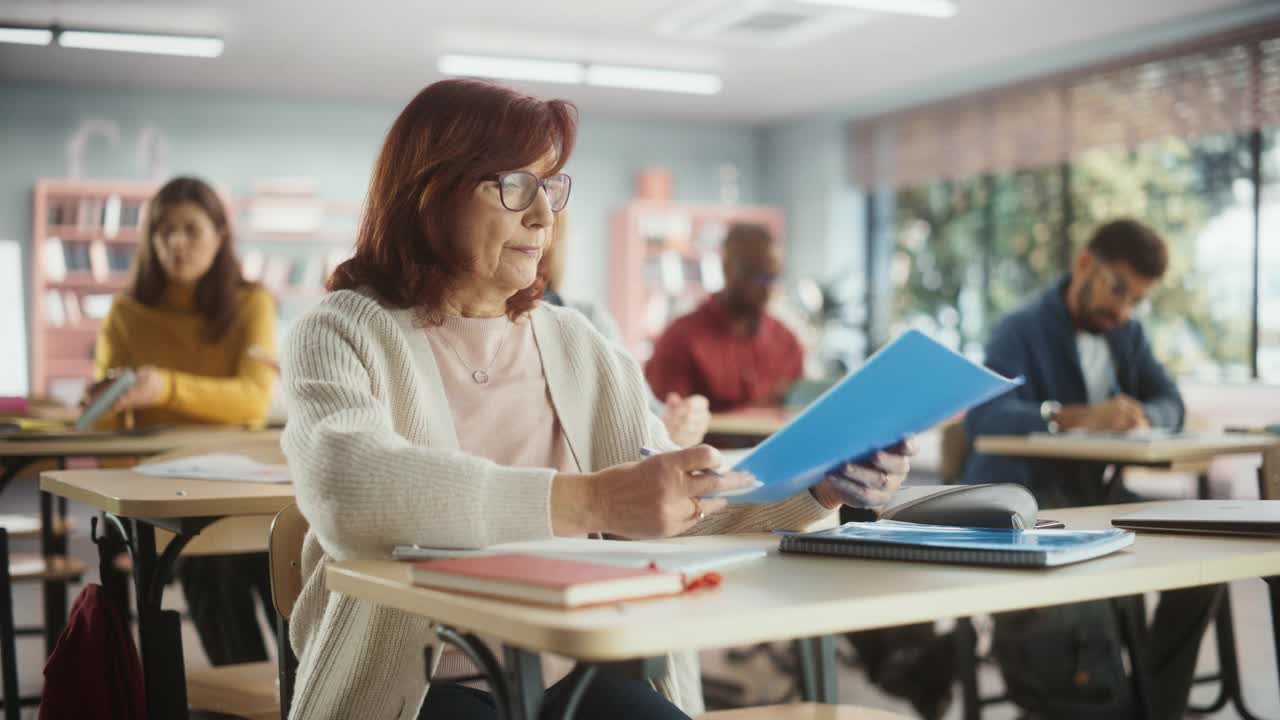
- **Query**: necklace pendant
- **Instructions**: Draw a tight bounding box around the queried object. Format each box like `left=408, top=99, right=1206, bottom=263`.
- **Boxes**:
left=472, top=369, right=490, bottom=385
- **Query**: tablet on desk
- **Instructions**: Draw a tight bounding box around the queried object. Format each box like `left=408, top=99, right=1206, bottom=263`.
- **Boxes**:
left=0, top=371, right=173, bottom=441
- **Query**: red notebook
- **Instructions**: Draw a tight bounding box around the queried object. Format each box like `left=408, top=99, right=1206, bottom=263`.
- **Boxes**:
left=411, top=553, right=686, bottom=608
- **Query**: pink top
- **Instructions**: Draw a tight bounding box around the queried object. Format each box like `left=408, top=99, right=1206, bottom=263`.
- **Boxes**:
left=425, top=314, right=577, bottom=473
left=424, top=313, right=579, bottom=683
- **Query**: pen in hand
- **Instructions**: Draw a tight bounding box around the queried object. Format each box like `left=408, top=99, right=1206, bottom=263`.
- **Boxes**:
left=638, top=446, right=763, bottom=498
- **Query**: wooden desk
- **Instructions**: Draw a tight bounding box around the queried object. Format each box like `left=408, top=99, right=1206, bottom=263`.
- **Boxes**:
left=40, top=461, right=294, bottom=720
left=0, top=426, right=280, bottom=655
left=707, top=410, right=790, bottom=441
left=974, top=433, right=1276, bottom=468
left=328, top=505, right=1280, bottom=719
left=0, top=426, right=279, bottom=461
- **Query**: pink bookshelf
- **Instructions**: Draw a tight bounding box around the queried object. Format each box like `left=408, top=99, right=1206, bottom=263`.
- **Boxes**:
left=608, top=200, right=784, bottom=359
left=30, top=179, right=159, bottom=403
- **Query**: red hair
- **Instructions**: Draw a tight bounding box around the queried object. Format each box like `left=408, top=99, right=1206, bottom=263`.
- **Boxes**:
left=329, top=78, right=578, bottom=324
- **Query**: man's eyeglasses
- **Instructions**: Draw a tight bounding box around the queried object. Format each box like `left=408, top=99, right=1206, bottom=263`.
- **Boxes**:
left=483, top=171, right=572, bottom=213
left=1094, top=260, right=1151, bottom=315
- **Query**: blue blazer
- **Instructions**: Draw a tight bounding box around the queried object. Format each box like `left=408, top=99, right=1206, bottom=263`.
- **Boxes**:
left=962, top=275, right=1184, bottom=507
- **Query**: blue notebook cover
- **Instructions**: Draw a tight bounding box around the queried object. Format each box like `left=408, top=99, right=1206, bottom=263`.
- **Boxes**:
left=780, top=520, right=1135, bottom=568
left=725, top=329, right=1023, bottom=503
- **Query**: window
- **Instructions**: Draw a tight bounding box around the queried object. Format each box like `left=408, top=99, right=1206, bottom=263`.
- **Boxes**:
left=1260, top=128, right=1280, bottom=382
left=1070, top=134, right=1255, bottom=381
left=989, top=166, right=1065, bottom=323
left=890, top=178, right=989, bottom=357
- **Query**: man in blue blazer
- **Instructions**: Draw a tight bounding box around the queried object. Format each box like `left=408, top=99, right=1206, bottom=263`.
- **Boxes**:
left=964, top=219, right=1219, bottom=720
left=964, top=218, right=1183, bottom=507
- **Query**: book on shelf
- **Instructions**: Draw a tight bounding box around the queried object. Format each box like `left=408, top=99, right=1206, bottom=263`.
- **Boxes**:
left=81, top=293, right=114, bottom=320
left=45, top=238, right=66, bottom=281
left=102, top=194, right=122, bottom=239
left=44, top=289, right=65, bottom=327
left=410, top=553, right=687, bottom=608
left=62, top=291, right=82, bottom=326
left=89, top=240, right=109, bottom=282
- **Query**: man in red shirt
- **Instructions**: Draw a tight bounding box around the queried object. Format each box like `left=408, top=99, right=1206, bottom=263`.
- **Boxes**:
left=645, top=223, right=803, bottom=411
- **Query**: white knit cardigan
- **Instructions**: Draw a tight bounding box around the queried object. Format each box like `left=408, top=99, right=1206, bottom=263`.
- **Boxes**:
left=280, top=288, right=834, bottom=720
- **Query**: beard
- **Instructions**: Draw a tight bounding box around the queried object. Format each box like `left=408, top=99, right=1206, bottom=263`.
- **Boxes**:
left=1073, top=276, right=1119, bottom=334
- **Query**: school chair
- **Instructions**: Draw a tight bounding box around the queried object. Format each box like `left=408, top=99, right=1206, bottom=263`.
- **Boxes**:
left=184, top=508, right=305, bottom=720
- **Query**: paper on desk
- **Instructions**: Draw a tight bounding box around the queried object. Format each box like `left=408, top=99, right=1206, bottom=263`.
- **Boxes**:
left=392, top=537, right=767, bottom=574
left=135, top=453, right=290, bottom=484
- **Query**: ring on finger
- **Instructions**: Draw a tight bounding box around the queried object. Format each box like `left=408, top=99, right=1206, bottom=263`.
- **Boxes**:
left=689, top=497, right=706, bottom=522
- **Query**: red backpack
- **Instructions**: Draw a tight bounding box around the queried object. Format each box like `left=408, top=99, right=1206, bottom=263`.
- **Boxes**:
left=39, top=584, right=146, bottom=720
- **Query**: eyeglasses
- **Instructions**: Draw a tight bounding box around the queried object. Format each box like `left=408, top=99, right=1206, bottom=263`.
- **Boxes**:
left=1094, top=260, right=1151, bottom=315
left=483, top=171, right=572, bottom=213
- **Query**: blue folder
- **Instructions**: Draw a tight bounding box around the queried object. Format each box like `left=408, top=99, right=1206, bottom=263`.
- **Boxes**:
left=725, top=329, right=1022, bottom=503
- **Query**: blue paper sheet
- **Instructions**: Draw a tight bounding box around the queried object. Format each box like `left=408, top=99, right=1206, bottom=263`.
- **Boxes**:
left=726, top=329, right=1022, bottom=503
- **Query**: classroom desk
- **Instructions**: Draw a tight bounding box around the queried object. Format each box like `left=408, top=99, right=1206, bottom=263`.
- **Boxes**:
left=974, top=432, right=1277, bottom=469
left=327, top=504, right=1280, bottom=720
left=706, top=409, right=791, bottom=441
left=40, top=461, right=294, bottom=720
left=973, top=432, right=1280, bottom=718
left=0, top=426, right=280, bottom=653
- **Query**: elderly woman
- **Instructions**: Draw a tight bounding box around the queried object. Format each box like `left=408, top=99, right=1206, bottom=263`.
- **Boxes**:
left=282, top=78, right=913, bottom=720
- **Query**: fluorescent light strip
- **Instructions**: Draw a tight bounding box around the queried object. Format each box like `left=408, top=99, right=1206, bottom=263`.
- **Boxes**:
left=0, top=27, right=54, bottom=45
left=794, top=0, right=957, bottom=18
left=585, top=65, right=721, bottom=95
left=58, top=30, right=223, bottom=58
left=438, top=54, right=584, bottom=85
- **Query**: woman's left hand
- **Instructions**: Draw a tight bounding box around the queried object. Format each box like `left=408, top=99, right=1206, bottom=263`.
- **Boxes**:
left=810, top=437, right=917, bottom=510
left=112, top=365, right=168, bottom=411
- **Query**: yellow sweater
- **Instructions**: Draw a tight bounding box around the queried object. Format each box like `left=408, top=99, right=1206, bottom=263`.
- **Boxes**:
left=93, top=283, right=276, bottom=427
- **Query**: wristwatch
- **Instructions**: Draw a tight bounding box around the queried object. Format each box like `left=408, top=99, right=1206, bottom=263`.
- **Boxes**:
left=1040, top=400, right=1063, bottom=433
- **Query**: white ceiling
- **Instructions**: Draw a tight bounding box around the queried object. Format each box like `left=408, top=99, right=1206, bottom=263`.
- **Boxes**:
left=0, top=0, right=1269, bottom=123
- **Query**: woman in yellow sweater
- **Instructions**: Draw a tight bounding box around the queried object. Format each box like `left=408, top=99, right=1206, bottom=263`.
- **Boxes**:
left=89, top=175, right=278, bottom=666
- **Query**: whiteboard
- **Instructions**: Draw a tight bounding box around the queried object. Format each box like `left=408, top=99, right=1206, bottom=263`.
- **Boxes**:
left=0, top=241, right=28, bottom=395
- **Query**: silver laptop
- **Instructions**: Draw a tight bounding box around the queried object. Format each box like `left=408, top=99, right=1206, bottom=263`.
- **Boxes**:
left=1112, top=500, right=1280, bottom=537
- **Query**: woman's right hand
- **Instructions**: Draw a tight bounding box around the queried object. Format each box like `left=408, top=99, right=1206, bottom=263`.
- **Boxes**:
left=553, top=445, right=756, bottom=539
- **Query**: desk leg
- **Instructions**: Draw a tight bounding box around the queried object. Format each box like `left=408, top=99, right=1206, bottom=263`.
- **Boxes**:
left=796, top=635, right=838, bottom=704
left=128, top=519, right=190, bottom=720
left=1268, top=577, right=1280, bottom=698
left=38, top=491, right=65, bottom=656
left=1113, top=596, right=1154, bottom=720
left=504, top=647, right=545, bottom=720
left=954, top=618, right=982, bottom=720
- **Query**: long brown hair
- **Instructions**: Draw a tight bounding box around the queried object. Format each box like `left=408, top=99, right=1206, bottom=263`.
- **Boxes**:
left=128, top=176, right=248, bottom=342
left=328, top=78, right=578, bottom=324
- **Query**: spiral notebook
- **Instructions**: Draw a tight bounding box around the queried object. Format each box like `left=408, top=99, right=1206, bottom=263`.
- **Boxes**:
left=779, top=521, right=1134, bottom=568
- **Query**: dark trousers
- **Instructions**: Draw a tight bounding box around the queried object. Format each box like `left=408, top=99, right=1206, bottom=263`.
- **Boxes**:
left=420, top=666, right=689, bottom=720
left=177, top=552, right=274, bottom=666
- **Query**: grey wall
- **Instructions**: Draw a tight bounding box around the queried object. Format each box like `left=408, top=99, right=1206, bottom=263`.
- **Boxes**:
left=0, top=82, right=765, bottom=393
